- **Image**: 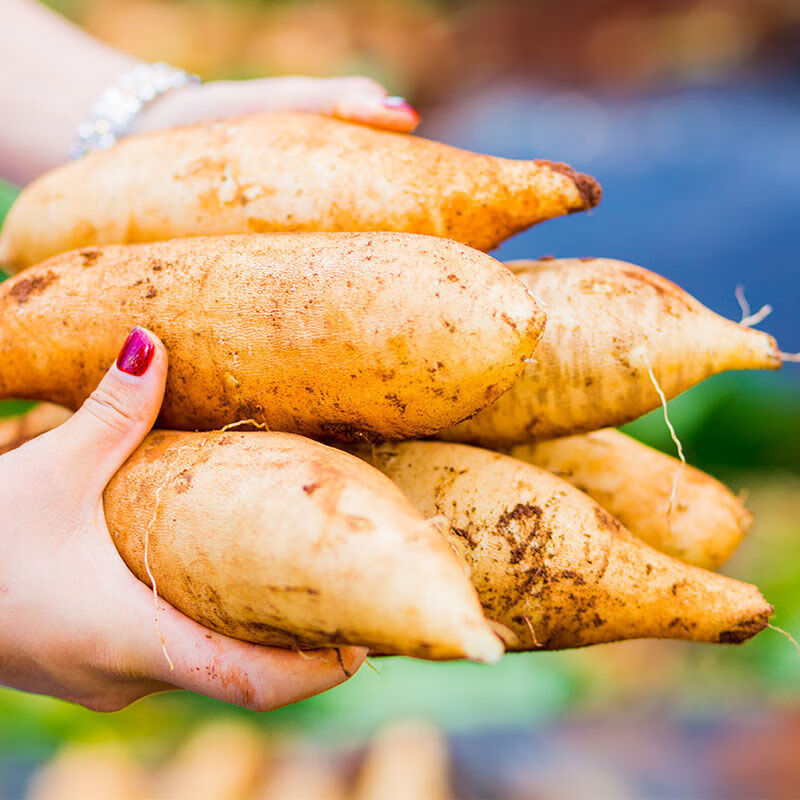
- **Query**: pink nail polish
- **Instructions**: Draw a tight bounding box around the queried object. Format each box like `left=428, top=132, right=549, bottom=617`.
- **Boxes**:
left=116, top=326, right=155, bottom=376
left=383, top=95, right=417, bottom=115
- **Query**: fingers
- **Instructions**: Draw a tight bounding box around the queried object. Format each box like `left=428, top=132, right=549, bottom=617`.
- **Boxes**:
left=121, top=586, right=366, bottom=710
left=242, top=75, right=420, bottom=132
left=79, top=542, right=366, bottom=711
left=332, top=94, right=419, bottom=133
left=45, top=327, right=168, bottom=493
left=327, top=80, right=419, bottom=132
left=138, top=76, right=420, bottom=134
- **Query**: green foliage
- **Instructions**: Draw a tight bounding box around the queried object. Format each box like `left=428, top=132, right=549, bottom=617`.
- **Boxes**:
left=0, top=179, right=17, bottom=223
left=0, top=180, right=17, bottom=283
left=0, top=399, right=35, bottom=418
left=623, top=372, right=800, bottom=476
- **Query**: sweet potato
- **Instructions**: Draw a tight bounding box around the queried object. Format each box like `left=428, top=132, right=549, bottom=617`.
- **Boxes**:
left=511, top=429, right=751, bottom=570
left=440, top=257, right=781, bottom=447
left=364, top=441, right=772, bottom=650
left=0, top=112, right=601, bottom=272
left=105, top=430, right=502, bottom=662
left=354, top=721, right=452, bottom=800
left=258, top=751, right=346, bottom=800
left=0, top=402, right=71, bottom=455
left=155, top=722, right=267, bottom=800
left=0, top=233, right=544, bottom=440
left=28, top=743, right=150, bottom=800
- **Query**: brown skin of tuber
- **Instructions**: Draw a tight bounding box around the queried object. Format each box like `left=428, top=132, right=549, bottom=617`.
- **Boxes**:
left=364, top=441, right=772, bottom=651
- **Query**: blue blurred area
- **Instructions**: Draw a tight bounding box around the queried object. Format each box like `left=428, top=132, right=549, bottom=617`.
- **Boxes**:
left=425, top=75, right=800, bottom=358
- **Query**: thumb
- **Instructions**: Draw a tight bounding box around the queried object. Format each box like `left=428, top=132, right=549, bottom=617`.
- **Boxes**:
left=52, top=326, right=168, bottom=492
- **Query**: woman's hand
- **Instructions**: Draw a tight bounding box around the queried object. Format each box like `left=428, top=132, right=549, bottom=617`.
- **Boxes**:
left=1, top=1, right=418, bottom=184
left=134, top=75, right=419, bottom=136
left=0, top=326, right=365, bottom=712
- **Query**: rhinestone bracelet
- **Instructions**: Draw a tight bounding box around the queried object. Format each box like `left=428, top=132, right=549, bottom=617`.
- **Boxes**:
left=70, top=62, right=201, bottom=159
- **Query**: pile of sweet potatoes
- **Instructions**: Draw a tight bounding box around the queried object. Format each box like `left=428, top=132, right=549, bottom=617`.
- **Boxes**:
left=0, top=113, right=785, bottom=663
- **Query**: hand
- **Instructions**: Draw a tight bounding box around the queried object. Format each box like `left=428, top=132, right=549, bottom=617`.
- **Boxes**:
left=135, top=75, right=419, bottom=136
left=0, top=1, right=420, bottom=184
left=0, top=326, right=365, bottom=712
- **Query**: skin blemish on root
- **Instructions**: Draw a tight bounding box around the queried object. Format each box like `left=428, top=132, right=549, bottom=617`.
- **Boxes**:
left=80, top=249, right=100, bottom=265
left=7, top=271, right=57, bottom=304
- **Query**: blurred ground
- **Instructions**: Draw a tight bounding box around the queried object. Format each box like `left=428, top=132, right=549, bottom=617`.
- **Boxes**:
left=6, top=712, right=800, bottom=798
left=1, top=1, right=799, bottom=798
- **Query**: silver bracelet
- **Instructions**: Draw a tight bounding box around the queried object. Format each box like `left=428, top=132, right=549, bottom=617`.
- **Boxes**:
left=70, top=62, right=201, bottom=159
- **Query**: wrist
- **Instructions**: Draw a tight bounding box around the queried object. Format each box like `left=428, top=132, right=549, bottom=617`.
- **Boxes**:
left=71, top=62, right=201, bottom=158
left=130, top=81, right=207, bottom=136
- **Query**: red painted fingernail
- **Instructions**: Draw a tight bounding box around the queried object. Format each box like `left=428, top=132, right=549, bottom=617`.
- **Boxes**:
left=383, top=95, right=417, bottom=115
left=116, top=326, right=155, bottom=377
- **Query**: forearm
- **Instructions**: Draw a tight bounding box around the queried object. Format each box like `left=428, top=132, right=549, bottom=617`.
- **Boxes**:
left=0, top=1, right=419, bottom=187
left=0, top=0, right=139, bottom=185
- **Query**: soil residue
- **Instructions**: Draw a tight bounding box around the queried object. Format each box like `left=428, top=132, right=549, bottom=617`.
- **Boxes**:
left=7, top=271, right=57, bottom=304
left=536, top=160, right=602, bottom=209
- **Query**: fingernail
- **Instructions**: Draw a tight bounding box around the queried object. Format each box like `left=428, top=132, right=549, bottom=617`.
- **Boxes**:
left=382, top=95, right=417, bottom=114
left=116, top=326, right=155, bottom=377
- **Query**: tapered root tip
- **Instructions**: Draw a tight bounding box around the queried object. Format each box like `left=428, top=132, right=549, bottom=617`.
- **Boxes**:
left=462, top=626, right=505, bottom=664
left=536, top=160, right=603, bottom=209
left=717, top=602, right=773, bottom=644
left=737, top=506, right=755, bottom=536
left=726, top=325, right=783, bottom=371
left=572, top=171, right=603, bottom=209
left=760, top=332, right=783, bottom=369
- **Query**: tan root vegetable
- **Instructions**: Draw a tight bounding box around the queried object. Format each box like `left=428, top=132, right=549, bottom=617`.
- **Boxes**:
left=364, top=441, right=772, bottom=650
left=257, top=751, right=347, bottom=800
left=511, top=429, right=751, bottom=570
left=0, top=233, right=544, bottom=440
left=0, top=112, right=601, bottom=272
left=105, top=430, right=503, bottom=662
left=440, top=257, right=781, bottom=447
left=354, top=720, right=452, bottom=800
left=28, top=743, right=151, bottom=800
left=0, top=402, right=71, bottom=454
left=155, top=721, right=267, bottom=800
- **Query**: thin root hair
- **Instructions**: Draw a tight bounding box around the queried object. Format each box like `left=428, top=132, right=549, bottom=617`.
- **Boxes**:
left=735, top=284, right=772, bottom=327
left=642, top=353, right=686, bottom=528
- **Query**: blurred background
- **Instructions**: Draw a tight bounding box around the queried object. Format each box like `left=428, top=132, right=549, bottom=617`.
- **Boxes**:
left=1, top=0, right=799, bottom=797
